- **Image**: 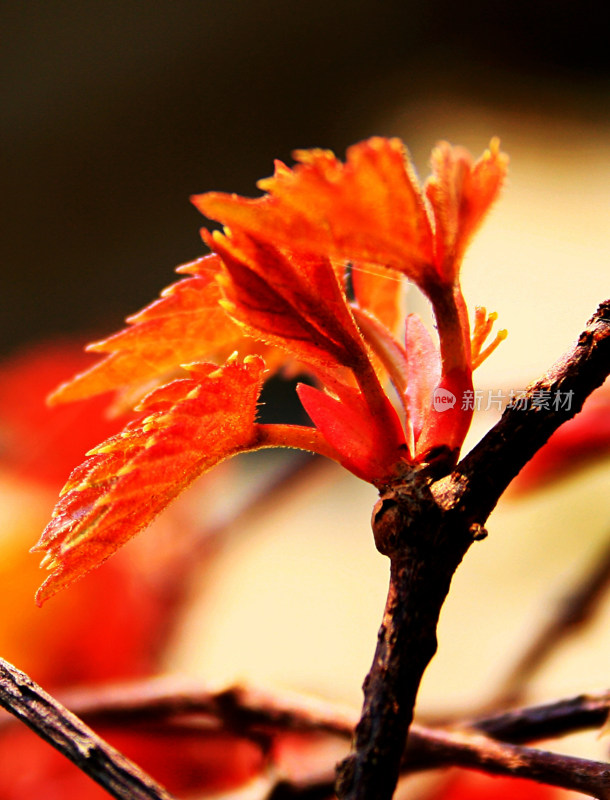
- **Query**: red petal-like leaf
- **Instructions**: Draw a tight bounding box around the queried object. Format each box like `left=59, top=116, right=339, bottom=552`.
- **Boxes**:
left=404, top=314, right=473, bottom=464
left=32, top=355, right=265, bottom=603
left=403, top=314, right=440, bottom=446
left=411, top=363, right=473, bottom=465
left=297, top=382, right=406, bottom=483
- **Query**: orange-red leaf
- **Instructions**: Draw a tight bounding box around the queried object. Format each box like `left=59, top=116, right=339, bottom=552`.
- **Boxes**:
left=194, top=138, right=435, bottom=284
left=194, top=138, right=508, bottom=292
left=426, top=138, right=508, bottom=281
left=48, top=255, right=246, bottom=406
left=32, top=355, right=265, bottom=604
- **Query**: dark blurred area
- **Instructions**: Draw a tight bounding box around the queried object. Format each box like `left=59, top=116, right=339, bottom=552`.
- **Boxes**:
left=2, top=0, right=609, bottom=355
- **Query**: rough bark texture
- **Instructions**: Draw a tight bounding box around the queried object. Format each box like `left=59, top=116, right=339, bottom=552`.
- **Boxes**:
left=335, top=477, right=476, bottom=799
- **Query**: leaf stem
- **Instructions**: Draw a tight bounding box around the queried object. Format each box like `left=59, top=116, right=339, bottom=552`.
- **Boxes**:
left=253, top=423, right=341, bottom=463
left=351, top=306, right=409, bottom=399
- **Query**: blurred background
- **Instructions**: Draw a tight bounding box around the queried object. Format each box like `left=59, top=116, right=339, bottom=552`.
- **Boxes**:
left=1, top=3, right=610, bottom=796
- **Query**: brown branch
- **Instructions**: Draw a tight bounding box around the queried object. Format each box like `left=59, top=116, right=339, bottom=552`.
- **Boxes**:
left=403, top=727, right=610, bottom=799
left=335, top=300, right=610, bottom=800
left=270, top=733, right=610, bottom=800
left=265, top=708, right=610, bottom=800
left=3, top=679, right=607, bottom=750
left=2, top=676, right=607, bottom=798
left=266, top=771, right=337, bottom=800
left=269, top=744, right=610, bottom=800
left=56, top=679, right=358, bottom=738
left=67, top=681, right=609, bottom=799
left=492, top=530, right=610, bottom=708
left=335, top=475, right=474, bottom=800
left=0, top=658, right=176, bottom=800
left=469, top=690, right=610, bottom=744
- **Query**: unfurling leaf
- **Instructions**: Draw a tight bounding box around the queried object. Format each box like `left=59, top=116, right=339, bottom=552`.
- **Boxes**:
left=32, top=356, right=265, bottom=604
left=425, top=138, right=508, bottom=282
left=297, top=382, right=406, bottom=482
left=195, top=137, right=507, bottom=292
left=206, top=229, right=365, bottom=375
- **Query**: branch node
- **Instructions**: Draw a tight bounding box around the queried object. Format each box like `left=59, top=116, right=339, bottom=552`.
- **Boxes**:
left=470, top=523, right=488, bottom=541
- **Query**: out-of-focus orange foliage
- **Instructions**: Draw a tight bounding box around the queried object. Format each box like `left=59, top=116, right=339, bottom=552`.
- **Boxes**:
left=0, top=529, right=164, bottom=687
left=0, top=342, right=128, bottom=487
left=0, top=343, right=164, bottom=685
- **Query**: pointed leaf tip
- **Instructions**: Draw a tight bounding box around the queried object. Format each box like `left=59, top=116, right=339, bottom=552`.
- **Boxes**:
left=47, top=255, right=246, bottom=407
